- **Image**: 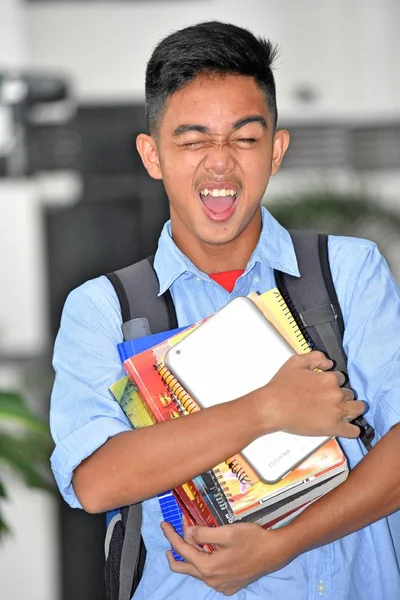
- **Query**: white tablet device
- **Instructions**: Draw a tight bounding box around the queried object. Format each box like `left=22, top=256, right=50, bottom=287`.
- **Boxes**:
left=164, top=295, right=329, bottom=483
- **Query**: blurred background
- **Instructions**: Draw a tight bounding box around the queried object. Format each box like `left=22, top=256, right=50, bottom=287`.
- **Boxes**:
left=0, top=1, right=399, bottom=599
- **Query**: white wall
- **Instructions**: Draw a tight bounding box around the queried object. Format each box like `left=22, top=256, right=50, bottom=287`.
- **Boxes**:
left=0, top=476, right=60, bottom=600
left=0, top=182, right=49, bottom=356
left=0, top=0, right=27, bottom=68
left=24, top=0, right=400, bottom=122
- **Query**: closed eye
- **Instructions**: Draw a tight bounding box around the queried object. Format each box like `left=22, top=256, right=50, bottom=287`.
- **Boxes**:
left=182, top=141, right=207, bottom=148
left=235, top=138, right=257, bottom=145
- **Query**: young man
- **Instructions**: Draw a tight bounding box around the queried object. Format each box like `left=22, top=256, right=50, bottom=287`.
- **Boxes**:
left=50, top=21, right=400, bottom=599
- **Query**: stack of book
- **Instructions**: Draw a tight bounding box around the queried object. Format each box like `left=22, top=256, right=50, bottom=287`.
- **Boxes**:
left=109, top=288, right=348, bottom=543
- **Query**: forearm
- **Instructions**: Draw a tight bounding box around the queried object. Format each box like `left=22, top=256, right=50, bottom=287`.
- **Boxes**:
left=73, top=392, right=270, bottom=513
left=72, top=352, right=364, bottom=513
left=281, top=424, right=400, bottom=556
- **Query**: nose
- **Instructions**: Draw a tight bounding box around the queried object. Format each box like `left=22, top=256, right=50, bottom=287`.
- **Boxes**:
left=203, top=142, right=235, bottom=175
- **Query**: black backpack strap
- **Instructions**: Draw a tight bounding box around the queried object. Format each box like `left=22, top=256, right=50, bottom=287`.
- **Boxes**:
left=105, top=256, right=178, bottom=600
left=275, top=230, right=374, bottom=451
left=118, top=505, right=145, bottom=600
left=106, top=256, right=178, bottom=341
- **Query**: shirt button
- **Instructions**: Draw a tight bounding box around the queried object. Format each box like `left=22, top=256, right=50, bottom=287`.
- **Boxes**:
left=316, top=580, right=326, bottom=595
left=253, top=276, right=260, bottom=283
left=196, top=277, right=201, bottom=282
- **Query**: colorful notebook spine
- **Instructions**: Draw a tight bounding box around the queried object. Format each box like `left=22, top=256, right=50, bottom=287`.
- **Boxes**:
left=193, top=470, right=234, bottom=525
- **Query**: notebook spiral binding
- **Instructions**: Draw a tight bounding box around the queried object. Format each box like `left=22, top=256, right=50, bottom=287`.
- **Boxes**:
left=273, top=289, right=314, bottom=351
left=226, top=459, right=252, bottom=485
left=213, top=470, right=232, bottom=498
left=156, top=363, right=199, bottom=414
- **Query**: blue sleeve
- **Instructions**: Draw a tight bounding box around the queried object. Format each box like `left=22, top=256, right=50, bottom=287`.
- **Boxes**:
left=329, top=237, right=400, bottom=446
left=50, top=276, right=132, bottom=508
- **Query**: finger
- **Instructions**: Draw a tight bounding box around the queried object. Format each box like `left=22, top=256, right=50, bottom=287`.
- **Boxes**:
left=161, top=522, right=205, bottom=563
left=342, top=387, right=355, bottom=401
left=338, top=421, right=362, bottom=439
left=327, top=370, right=347, bottom=387
left=182, top=514, right=191, bottom=536
left=165, top=550, right=202, bottom=578
left=298, top=351, right=334, bottom=372
left=344, top=399, right=366, bottom=419
left=191, top=524, right=234, bottom=547
left=182, top=519, right=202, bottom=548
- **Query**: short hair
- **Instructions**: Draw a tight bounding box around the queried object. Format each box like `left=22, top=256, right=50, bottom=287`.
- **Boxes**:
left=145, top=21, right=279, bottom=135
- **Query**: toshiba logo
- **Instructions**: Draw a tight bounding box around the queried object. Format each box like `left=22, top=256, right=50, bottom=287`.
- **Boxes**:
left=268, top=449, right=291, bottom=468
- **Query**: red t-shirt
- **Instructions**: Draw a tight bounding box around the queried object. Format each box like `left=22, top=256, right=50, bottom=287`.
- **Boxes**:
left=208, top=270, right=244, bottom=293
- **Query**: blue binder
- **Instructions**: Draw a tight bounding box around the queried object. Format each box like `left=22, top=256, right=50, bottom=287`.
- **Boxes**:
left=114, top=327, right=187, bottom=560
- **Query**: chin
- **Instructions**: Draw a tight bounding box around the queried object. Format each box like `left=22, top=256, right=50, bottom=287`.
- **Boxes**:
left=198, top=228, right=239, bottom=246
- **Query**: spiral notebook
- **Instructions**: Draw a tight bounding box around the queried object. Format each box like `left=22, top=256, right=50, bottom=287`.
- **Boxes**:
left=164, top=293, right=330, bottom=483
left=116, top=288, right=347, bottom=529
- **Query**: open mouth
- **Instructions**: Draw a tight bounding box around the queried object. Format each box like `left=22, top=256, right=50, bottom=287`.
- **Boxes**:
left=199, top=188, right=238, bottom=215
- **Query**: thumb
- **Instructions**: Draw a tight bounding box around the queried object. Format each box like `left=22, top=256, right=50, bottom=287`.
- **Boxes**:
left=182, top=518, right=197, bottom=545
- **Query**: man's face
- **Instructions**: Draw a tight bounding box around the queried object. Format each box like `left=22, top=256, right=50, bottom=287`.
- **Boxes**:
left=137, top=74, right=289, bottom=253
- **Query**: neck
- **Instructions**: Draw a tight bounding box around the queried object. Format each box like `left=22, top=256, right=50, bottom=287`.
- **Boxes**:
left=171, top=211, right=262, bottom=274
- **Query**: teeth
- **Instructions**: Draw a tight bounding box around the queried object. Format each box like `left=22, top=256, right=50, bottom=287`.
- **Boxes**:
left=200, top=189, right=237, bottom=197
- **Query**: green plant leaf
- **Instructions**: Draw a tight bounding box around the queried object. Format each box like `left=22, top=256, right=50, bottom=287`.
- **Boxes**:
left=0, top=508, right=11, bottom=539
left=0, top=431, right=54, bottom=492
left=0, top=392, right=48, bottom=434
left=0, top=390, right=54, bottom=538
left=266, top=192, right=400, bottom=239
left=0, top=480, right=6, bottom=498
left=265, top=192, right=400, bottom=276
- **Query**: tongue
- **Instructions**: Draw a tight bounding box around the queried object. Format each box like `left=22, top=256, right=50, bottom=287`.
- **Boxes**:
left=202, top=195, right=235, bottom=214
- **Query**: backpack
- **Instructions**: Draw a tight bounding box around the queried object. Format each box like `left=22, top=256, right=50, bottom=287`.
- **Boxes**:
left=104, top=230, right=374, bottom=600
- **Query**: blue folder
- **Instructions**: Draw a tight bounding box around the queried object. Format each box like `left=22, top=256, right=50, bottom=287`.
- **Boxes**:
left=111, top=327, right=187, bottom=560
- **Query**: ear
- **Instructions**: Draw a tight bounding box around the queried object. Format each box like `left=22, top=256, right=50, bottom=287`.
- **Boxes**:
left=271, top=129, right=290, bottom=175
left=136, top=134, right=163, bottom=180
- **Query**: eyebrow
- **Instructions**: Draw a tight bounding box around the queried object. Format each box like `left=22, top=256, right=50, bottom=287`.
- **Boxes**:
left=232, top=116, right=267, bottom=131
left=172, top=115, right=267, bottom=137
left=173, top=124, right=208, bottom=136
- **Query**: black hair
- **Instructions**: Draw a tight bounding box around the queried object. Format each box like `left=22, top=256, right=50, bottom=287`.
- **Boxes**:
left=145, top=21, right=279, bottom=135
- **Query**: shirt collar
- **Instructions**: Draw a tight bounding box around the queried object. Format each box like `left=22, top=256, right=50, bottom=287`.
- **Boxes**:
left=154, top=206, right=300, bottom=295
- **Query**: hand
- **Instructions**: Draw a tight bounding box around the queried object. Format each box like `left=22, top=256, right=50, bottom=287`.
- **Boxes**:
left=259, top=351, right=366, bottom=439
left=161, top=518, right=294, bottom=596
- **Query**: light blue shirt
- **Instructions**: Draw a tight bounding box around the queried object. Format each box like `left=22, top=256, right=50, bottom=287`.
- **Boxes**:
left=50, top=206, right=400, bottom=600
